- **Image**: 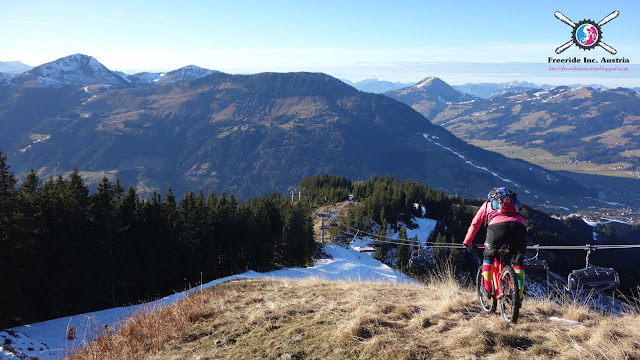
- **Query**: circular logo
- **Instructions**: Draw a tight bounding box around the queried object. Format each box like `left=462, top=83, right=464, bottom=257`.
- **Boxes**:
left=576, top=24, right=598, bottom=46
left=572, top=20, right=602, bottom=50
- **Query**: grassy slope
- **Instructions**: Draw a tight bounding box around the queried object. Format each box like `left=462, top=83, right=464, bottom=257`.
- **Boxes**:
left=71, top=272, right=640, bottom=360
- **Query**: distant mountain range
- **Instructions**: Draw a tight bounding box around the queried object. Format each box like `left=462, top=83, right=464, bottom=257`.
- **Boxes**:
left=1, top=54, right=622, bottom=213
left=342, top=78, right=413, bottom=93
left=452, top=81, right=610, bottom=99
left=339, top=77, right=611, bottom=99
left=452, top=81, right=550, bottom=99
left=0, top=60, right=32, bottom=74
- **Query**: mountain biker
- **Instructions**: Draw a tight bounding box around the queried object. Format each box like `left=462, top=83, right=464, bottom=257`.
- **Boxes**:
left=463, top=187, right=527, bottom=300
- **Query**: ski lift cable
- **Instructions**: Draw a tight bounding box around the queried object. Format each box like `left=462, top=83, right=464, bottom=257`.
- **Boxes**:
left=347, top=227, right=423, bottom=245
left=354, top=237, right=465, bottom=248
left=527, top=244, right=640, bottom=250
left=345, top=227, right=640, bottom=251
left=346, top=227, right=465, bottom=248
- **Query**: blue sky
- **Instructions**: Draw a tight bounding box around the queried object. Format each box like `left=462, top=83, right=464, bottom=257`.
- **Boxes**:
left=2, top=1, right=638, bottom=86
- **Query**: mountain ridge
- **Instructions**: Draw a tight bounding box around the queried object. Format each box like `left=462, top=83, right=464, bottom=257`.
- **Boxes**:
left=0, top=55, right=630, bottom=213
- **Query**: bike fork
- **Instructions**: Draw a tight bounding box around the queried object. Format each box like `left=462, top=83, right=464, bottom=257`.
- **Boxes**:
left=493, top=258, right=503, bottom=299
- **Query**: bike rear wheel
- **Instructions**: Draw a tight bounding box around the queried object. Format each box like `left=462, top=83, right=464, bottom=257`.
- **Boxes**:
left=476, top=266, right=496, bottom=313
left=499, top=265, right=521, bottom=323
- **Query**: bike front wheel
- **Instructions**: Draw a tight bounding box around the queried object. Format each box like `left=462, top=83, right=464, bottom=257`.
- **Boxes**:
left=499, top=265, right=521, bottom=323
left=476, top=266, right=496, bottom=313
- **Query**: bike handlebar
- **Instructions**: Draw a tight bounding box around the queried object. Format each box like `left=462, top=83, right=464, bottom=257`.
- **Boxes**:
left=470, top=244, right=510, bottom=252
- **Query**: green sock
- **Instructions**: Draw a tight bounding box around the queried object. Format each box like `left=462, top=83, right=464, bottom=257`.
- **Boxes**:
left=513, top=266, right=525, bottom=300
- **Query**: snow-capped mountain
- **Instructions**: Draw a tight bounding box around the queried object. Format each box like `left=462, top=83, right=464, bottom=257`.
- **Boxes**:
left=411, top=77, right=474, bottom=102
left=384, top=76, right=476, bottom=120
left=0, top=61, right=32, bottom=75
left=157, top=65, right=217, bottom=84
left=14, top=54, right=128, bottom=87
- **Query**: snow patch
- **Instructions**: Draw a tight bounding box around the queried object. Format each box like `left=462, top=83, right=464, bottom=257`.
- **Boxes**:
left=415, top=77, right=434, bottom=88
left=548, top=317, right=581, bottom=325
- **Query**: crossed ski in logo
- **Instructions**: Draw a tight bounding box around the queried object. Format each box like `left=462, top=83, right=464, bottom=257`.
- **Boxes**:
left=554, top=11, right=619, bottom=55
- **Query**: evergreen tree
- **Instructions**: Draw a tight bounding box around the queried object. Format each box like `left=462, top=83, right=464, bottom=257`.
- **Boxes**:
left=115, top=186, right=140, bottom=302
left=0, top=151, right=19, bottom=326
left=15, top=169, right=46, bottom=319
left=91, top=176, right=118, bottom=307
left=374, top=221, right=390, bottom=263
left=395, top=226, right=411, bottom=270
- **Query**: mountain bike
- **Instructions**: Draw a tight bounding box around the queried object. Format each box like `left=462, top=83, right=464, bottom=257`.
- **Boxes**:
left=474, top=244, right=521, bottom=323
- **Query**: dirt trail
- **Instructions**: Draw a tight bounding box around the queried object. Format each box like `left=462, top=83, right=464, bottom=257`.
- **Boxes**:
left=311, top=201, right=356, bottom=243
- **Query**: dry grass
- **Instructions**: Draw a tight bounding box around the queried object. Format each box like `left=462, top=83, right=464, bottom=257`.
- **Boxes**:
left=69, top=273, right=640, bottom=360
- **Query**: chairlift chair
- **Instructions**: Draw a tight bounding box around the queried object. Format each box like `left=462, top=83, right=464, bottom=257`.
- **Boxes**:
left=565, top=245, right=620, bottom=292
left=409, top=247, right=436, bottom=268
left=523, top=248, right=549, bottom=276
left=409, top=255, right=436, bottom=268
left=411, top=247, right=430, bottom=257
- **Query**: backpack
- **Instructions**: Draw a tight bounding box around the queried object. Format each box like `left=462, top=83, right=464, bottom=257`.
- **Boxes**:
left=488, top=187, right=520, bottom=216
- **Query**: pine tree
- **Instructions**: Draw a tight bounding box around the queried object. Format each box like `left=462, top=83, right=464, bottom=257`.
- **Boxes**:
left=0, top=150, right=17, bottom=248
left=396, top=226, right=411, bottom=270
left=92, top=176, right=117, bottom=307
left=115, top=186, right=139, bottom=302
left=374, top=220, right=390, bottom=263
left=16, top=170, right=47, bottom=321
left=0, top=151, right=19, bottom=327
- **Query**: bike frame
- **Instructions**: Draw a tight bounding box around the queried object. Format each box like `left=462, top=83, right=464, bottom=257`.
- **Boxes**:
left=477, top=244, right=508, bottom=299
left=491, top=254, right=505, bottom=299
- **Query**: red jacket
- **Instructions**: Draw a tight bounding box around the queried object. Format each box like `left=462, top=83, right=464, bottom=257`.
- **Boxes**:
left=463, top=201, right=526, bottom=246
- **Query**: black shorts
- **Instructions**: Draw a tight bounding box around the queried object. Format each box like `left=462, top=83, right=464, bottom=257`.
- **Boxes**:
left=484, top=221, right=527, bottom=266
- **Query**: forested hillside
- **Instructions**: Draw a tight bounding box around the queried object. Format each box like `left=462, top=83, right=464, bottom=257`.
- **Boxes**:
left=0, top=151, right=315, bottom=329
